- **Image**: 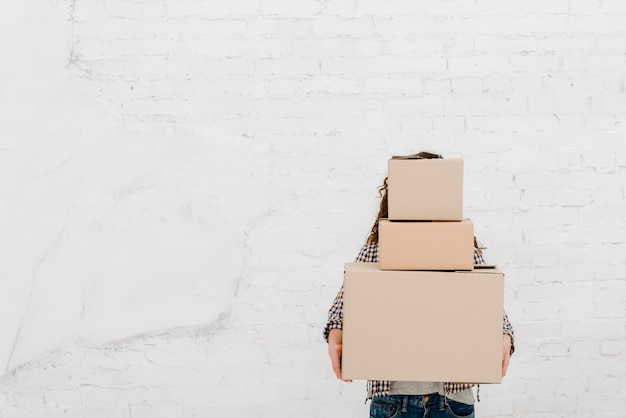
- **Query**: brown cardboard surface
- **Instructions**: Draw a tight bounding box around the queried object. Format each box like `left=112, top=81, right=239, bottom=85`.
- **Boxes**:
left=342, top=262, right=504, bottom=383
left=388, top=158, right=463, bottom=221
left=378, top=219, right=475, bottom=271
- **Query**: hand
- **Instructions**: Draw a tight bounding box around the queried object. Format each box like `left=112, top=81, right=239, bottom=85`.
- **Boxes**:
left=328, top=329, right=352, bottom=382
left=502, top=334, right=512, bottom=377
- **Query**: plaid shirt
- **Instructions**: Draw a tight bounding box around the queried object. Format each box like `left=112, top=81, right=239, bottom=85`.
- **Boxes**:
left=324, top=240, right=515, bottom=398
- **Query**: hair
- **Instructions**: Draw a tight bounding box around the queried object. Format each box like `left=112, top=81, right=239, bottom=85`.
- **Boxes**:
left=367, top=151, right=442, bottom=243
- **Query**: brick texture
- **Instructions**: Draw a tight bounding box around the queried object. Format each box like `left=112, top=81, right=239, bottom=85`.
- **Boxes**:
left=1, top=0, right=625, bottom=417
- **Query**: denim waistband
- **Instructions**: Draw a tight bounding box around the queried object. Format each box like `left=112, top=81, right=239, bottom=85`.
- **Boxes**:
left=373, top=393, right=446, bottom=409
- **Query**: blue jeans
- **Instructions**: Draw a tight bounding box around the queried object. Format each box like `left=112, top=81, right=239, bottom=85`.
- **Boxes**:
left=369, top=394, right=474, bottom=418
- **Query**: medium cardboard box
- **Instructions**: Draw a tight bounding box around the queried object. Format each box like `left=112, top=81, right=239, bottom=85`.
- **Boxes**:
left=378, top=218, right=475, bottom=271
left=342, top=262, right=504, bottom=383
left=388, top=157, right=463, bottom=221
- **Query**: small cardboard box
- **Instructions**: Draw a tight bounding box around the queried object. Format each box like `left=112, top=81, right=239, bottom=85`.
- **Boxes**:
left=378, top=219, right=475, bottom=271
left=342, top=262, right=504, bottom=383
left=388, top=157, right=463, bottom=221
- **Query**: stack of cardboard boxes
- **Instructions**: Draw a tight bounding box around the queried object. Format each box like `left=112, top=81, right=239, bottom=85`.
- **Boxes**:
left=342, top=156, right=505, bottom=384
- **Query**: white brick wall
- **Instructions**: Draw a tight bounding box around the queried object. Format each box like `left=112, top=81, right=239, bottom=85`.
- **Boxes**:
left=1, top=0, right=625, bottom=416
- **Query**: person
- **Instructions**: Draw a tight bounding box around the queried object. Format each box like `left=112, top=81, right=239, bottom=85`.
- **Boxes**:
left=323, top=152, right=515, bottom=418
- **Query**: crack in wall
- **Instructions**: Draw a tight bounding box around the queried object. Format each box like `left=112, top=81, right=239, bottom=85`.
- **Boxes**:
left=4, top=214, right=70, bottom=374
left=65, top=0, right=78, bottom=69
left=3, top=208, right=250, bottom=379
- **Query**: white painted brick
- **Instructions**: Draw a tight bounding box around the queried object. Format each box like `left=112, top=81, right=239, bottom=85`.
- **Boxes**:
left=557, top=378, right=588, bottom=396
left=398, top=115, right=432, bottom=132
left=311, top=17, right=374, bottom=37
left=588, top=376, right=622, bottom=394
left=555, top=114, right=586, bottom=131
left=384, top=96, right=445, bottom=114
left=384, top=38, right=444, bottom=55
left=333, top=116, right=397, bottom=137
left=559, top=300, right=595, bottom=321
left=319, top=0, right=357, bottom=15
left=564, top=319, right=625, bottom=341
left=600, top=340, right=623, bottom=356
left=597, top=34, right=626, bottom=52
left=524, top=302, right=560, bottom=321
left=445, top=95, right=511, bottom=113
left=451, top=77, right=483, bottom=94
left=516, top=321, right=561, bottom=341
left=483, top=188, right=521, bottom=210
left=556, top=93, right=594, bottom=113
left=522, top=395, right=578, bottom=415
left=260, top=0, right=321, bottom=16
left=580, top=358, right=626, bottom=381
left=166, top=0, right=259, bottom=17
left=587, top=243, right=626, bottom=266
left=475, top=397, right=515, bottom=416
left=361, top=76, right=424, bottom=96
left=4, top=0, right=626, bottom=416
left=72, top=0, right=106, bottom=21
left=517, top=207, right=579, bottom=227
left=133, top=405, right=215, bottom=418
left=569, top=15, right=626, bottom=33
left=293, top=38, right=384, bottom=58
left=521, top=189, right=557, bottom=207
left=473, top=35, right=536, bottom=53
left=530, top=358, right=582, bottom=380
left=578, top=205, right=624, bottom=226
left=599, top=94, right=626, bottom=113
left=525, top=377, right=558, bottom=396
left=582, top=148, right=618, bottom=169
left=523, top=265, right=567, bottom=283
left=527, top=94, right=556, bottom=113
left=423, top=78, right=451, bottom=95
left=432, top=115, right=465, bottom=132
left=257, top=58, right=320, bottom=76
left=370, top=16, right=442, bottom=36
left=570, top=0, right=602, bottom=13
left=447, top=55, right=511, bottom=74
left=556, top=188, right=593, bottom=207
left=358, top=0, right=475, bottom=16
left=514, top=170, right=590, bottom=189
left=591, top=186, right=624, bottom=206
left=467, top=115, right=548, bottom=133
left=482, top=75, right=511, bottom=93
left=247, top=17, right=279, bottom=36
left=105, top=1, right=165, bottom=18
left=594, top=300, right=625, bottom=319
left=542, top=75, right=578, bottom=94
left=511, top=55, right=564, bottom=73
left=74, top=18, right=249, bottom=40
left=537, top=342, right=569, bottom=358
left=565, top=54, right=626, bottom=74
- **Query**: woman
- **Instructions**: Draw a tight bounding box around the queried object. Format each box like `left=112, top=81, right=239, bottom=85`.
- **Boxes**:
left=323, top=152, right=515, bottom=418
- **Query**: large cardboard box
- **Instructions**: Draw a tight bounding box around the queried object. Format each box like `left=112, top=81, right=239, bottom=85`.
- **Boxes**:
left=388, top=157, right=463, bottom=221
left=378, top=219, right=475, bottom=271
left=342, top=262, right=504, bottom=383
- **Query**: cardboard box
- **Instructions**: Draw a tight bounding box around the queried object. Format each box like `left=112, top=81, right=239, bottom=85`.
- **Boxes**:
left=388, top=157, right=463, bottom=221
left=342, top=262, right=504, bottom=383
left=378, top=219, right=475, bottom=271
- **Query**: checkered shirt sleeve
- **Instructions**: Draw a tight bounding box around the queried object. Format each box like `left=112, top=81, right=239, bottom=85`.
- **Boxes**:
left=323, top=242, right=379, bottom=342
